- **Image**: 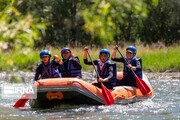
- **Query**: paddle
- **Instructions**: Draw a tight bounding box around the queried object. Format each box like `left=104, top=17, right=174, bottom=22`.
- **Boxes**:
left=86, top=49, right=114, bottom=106
left=13, top=92, right=31, bottom=108
left=13, top=59, right=55, bottom=108
left=116, top=48, right=151, bottom=95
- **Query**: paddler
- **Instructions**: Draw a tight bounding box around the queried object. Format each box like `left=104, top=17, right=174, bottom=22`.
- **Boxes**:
left=111, top=45, right=142, bottom=87
left=83, top=47, right=117, bottom=89
left=34, top=50, right=61, bottom=81
left=54, top=47, right=82, bottom=78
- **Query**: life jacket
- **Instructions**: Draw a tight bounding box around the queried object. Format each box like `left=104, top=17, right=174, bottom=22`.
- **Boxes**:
left=123, top=57, right=142, bottom=79
left=60, top=57, right=82, bottom=78
left=97, top=60, right=117, bottom=84
left=39, top=59, right=61, bottom=79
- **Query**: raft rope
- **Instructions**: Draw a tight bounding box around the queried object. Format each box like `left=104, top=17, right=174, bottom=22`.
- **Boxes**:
left=136, top=90, right=152, bottom=96
left=114, top=87, right=152, bottom=100
left=114, top=94, right=137, bottom=100
left=114, top=89, right=137, bottom=100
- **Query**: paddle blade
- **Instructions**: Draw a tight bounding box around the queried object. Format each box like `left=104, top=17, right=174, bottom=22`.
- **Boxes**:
left=135, top=75, right=151, bottom=95
left=101, top=83, right=114, bottom=106
left=13, top=93, right=31, bottom=108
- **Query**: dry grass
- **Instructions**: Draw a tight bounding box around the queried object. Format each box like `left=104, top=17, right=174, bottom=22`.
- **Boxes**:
left=0, top=43, right=179, bottom=72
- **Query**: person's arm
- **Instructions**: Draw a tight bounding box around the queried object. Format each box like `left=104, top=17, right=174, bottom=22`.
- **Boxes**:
left=72, top=57, right=82, bottom=69
left=111, top=45, right=118, bottom=59
left=34, top=65, right=42, bottom=81
left=111, top=57, right=124, bottom=62
left=104, top=66, right=114, bottom=81
left=135, top=60, right=141, bottom=70
left=53, top=60, right=62, bottom=67
left=106, top=66, right=114, bottom=80
left=83, top=46, right=98, bottom=65
left=111, top=45, right=126, bottom=63
left=126, top=60, right=141, bottom=71
left=54, top=55, right=63, bottom=65
left=84, top=47, right=88, bottom=59
left=84, top=59, right=98, bottom=65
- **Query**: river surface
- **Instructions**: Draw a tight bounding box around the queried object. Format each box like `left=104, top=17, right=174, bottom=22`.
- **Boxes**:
left=0, top=72, right=179, bottom=120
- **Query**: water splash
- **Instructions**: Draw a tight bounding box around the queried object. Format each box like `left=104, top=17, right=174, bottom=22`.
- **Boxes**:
left=0, top=72, right=179, bottom=120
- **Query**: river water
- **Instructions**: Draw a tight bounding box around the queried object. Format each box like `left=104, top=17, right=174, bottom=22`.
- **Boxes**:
left=0, top=72, right=179, bottom=120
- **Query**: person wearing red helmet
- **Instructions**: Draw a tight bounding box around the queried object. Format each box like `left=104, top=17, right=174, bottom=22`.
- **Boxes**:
left=111, top=45, right=142, bottom=87
left=54, top=47, right=82, bottom=78
left=84, top=47, right=117, bottom=89
left=34, top=50, right=61, bottom=81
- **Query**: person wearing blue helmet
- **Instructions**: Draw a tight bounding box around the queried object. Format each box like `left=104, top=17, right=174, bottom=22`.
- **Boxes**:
left=54, top=47, right=82, bottom=78
left=34, top=50, right=61, bottom=81
left=84, top=47, right=117, bottom=89
left=111, top=45, right=142, bottom=87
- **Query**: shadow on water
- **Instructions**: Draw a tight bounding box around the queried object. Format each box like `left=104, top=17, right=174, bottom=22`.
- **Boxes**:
left=0, top=71, right=180, bottom=119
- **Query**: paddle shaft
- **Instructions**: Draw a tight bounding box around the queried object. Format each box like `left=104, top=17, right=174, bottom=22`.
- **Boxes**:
left=38, top=59, right=55, bottom=80
left=116, top=48, right=136, bottom=75
left=86, top=50, right=100, bottom=79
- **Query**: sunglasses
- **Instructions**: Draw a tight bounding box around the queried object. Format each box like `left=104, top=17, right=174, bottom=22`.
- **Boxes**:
left=42, top=56, right=49, bottom=59
left=126, top=52, right=133, bottom=54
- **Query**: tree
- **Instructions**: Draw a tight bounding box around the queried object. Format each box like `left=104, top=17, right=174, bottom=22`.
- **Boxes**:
left=81, top=0, right=159, bottom=46
left=0, top=0, right=46, bottom=68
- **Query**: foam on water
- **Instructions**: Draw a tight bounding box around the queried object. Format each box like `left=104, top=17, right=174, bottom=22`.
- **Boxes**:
left=0, top=72, right=179, bottom=120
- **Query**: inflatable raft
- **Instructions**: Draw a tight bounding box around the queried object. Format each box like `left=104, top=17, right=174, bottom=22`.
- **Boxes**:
left=29, top=72, right=154, bottom=108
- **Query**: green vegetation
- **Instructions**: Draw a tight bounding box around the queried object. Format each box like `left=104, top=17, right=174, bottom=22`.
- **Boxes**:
left=139, top=46, right=180, bottom=72
left=0, top=0, right=47, bottom=52
left=0, top=45, right=179, bottom=72
left=0, top=50, right=39, bottom=71
left=0, top=0, right=179, bottom=72
left=1, top=0, right=179, bottom=48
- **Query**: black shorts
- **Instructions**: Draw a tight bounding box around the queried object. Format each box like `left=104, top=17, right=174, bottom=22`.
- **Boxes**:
left=92, top=82, right=113, bottom=89
left=116, top=78, right=137, bottom=87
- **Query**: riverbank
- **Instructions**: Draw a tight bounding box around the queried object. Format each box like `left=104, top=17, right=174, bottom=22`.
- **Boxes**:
left=145, top=72, right=180, bottom=80
left=0, top=44, right=179, bottom=72
left=0, top=71, right=179, bottom=84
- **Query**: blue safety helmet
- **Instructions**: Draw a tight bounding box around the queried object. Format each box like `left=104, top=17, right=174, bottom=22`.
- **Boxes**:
left=126, top=46, right=137, bottom=55
left=61, top=47, right=71, bottom=57
left=40, top=50, right=51, bottom=59
left=99, top=49, right=110, bottom=60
